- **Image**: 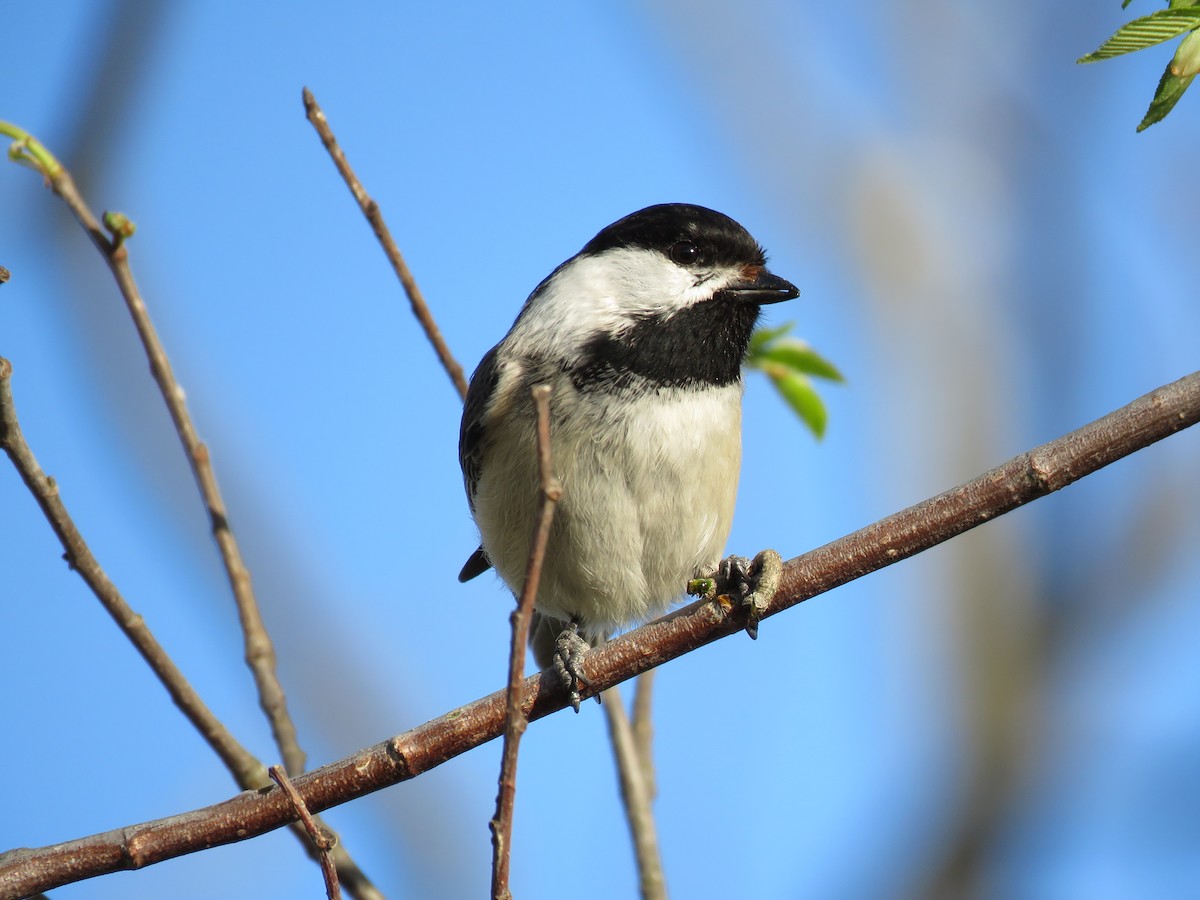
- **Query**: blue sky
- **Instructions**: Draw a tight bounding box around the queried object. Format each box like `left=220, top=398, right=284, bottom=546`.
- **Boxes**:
left=3, top=3, right=1199, bottom=898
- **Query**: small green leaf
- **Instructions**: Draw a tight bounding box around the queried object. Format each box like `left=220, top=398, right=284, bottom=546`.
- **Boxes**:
left=1119, top=0, right=1200, bottom=11
left=748, top=321, right=794, bottom=356
left=1137, top=62, right=1196, bottom=129
left=766, top=366, right=828, bottom=439
left=1078, top=9, right=1200, bottom=63
left=757, top=338, right=845, bottom=382
left=1170, top=27, right=1200, bottom=76
left=747, top=323, right=840, bottom=438
left=1, top=121, right=63, bottom=178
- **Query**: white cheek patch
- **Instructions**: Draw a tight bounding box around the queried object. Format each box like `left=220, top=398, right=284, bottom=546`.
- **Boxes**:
left=502, top=246, right=748, bottom=373
left=510, top=249, right=697, bottom=347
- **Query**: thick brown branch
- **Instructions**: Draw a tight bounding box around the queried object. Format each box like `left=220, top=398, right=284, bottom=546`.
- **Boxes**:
left=770, top=371, right=1200, bottom=611
left=2, top=370, right=1197, bottom=898
left=490, top=385, right=560, bottom=900
left=302, top=87, right=469, bottom=401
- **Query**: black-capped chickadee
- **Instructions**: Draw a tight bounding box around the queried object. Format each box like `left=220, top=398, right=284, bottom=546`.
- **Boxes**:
left=459, top=203, right=797, bottom=700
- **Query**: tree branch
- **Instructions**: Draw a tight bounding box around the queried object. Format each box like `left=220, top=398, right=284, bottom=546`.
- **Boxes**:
left=301, top=87, right=469, bottom=401
left=4, top=370, right=1196, bottom=898
left=3, top=120, right=385, bottom=898
left=0, top=356, right=263, bottom=786
left=490, top=385, right=560, bottom=900
left=603, top=688, right=666, bottom=900
left=0, top=356, right=384, bottom=900
left=3, top=120, right=306, bottom=777
left=269, top=766, right=341, bottom=900
left=631, top=672, right=657, bottom=799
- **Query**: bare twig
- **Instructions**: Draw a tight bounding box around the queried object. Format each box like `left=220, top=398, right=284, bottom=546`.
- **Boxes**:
left=301, top=87, right=469, bottom=401
left=607, top=670, right=664, bottom=898
left=270, top=766, right=342, bottom=900
left=5, top=371, right=1197, bottom=898
left=631, top=672, right=657, bottom=800
left=603, top=689, right=667, bottom=900
left=0, top=356, right=383, bottom=900
left=0, top=356, right=265, bottom=787
left=490, top=385, right=561, bottom=900
left=3, top=125, right=385, bottom=899
left=3, top=121, right=306, bottom=776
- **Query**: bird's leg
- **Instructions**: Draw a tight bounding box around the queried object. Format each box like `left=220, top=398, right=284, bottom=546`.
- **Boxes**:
left=692, top=549, right=783, bottom=640
left=554, top=619, right=597, bottom=713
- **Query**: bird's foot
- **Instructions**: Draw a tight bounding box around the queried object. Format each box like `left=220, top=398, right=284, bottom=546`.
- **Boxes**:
left=554, top=621, right=597, bottom=713
left=692, top=549, right=783, bottom=640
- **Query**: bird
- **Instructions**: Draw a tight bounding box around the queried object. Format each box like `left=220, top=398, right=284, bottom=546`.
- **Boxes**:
left=458, top=203, right=798, bottom=705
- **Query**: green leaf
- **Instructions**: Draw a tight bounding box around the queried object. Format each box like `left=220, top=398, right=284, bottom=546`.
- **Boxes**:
left=766, top=366, right=828, bottom=439
left=756, top=338, right=845, bottom=382
left=747, top=321, right=794, bottom=356
left=1078, top=9, right=1200, bottom=63
left=1125, top=0, right=1200, bottom=9
left=746, top=322, right=840, bottom=438
left=1170, top=26, right=1200, bottom=76
left=1137, top=62, right=1196, bottom=129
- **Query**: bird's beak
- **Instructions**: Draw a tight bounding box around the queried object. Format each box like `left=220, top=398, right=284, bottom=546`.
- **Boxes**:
left=721, top=267, right=799, bottom=305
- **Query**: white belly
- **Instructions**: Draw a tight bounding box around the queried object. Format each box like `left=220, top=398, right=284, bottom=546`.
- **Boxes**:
left=473, top=382, right=743, bottom=636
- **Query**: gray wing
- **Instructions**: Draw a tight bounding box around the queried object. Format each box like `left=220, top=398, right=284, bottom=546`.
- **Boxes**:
left=458, top=346, right=502, bottom=582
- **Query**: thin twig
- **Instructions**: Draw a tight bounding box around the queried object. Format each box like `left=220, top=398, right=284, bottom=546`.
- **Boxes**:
left=301, top=87, right=469, bottom=401
left=4, top=124, right=384, bottom=899
left=0, top=356, right=265, bottom=787
left=270, top=766, right=342, bottom=900
left=0, top=356, right=383, bottom=900
left=631, top=672, right=657, bottom=801
left=603, top=688, right=667, bottom=900
left=4, top=122, right=306, bottom=776
left=490, top=385, right=561, bottom=900
left=609, top=670, right=664, bottom=897
left=3, top=371, right=1198, bottom=897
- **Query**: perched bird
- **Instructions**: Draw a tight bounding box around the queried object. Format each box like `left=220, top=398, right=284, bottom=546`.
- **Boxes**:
left=458, top=203, right=797, bottom=701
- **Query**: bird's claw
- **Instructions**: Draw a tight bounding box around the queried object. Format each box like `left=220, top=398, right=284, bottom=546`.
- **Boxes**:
left=712, top=549, right=783, bottom=640
left=554, top=622, right=598, bottom=712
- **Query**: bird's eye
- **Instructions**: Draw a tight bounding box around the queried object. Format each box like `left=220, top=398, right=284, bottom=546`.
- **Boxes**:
left=669, top=241, right=700, bottom=265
